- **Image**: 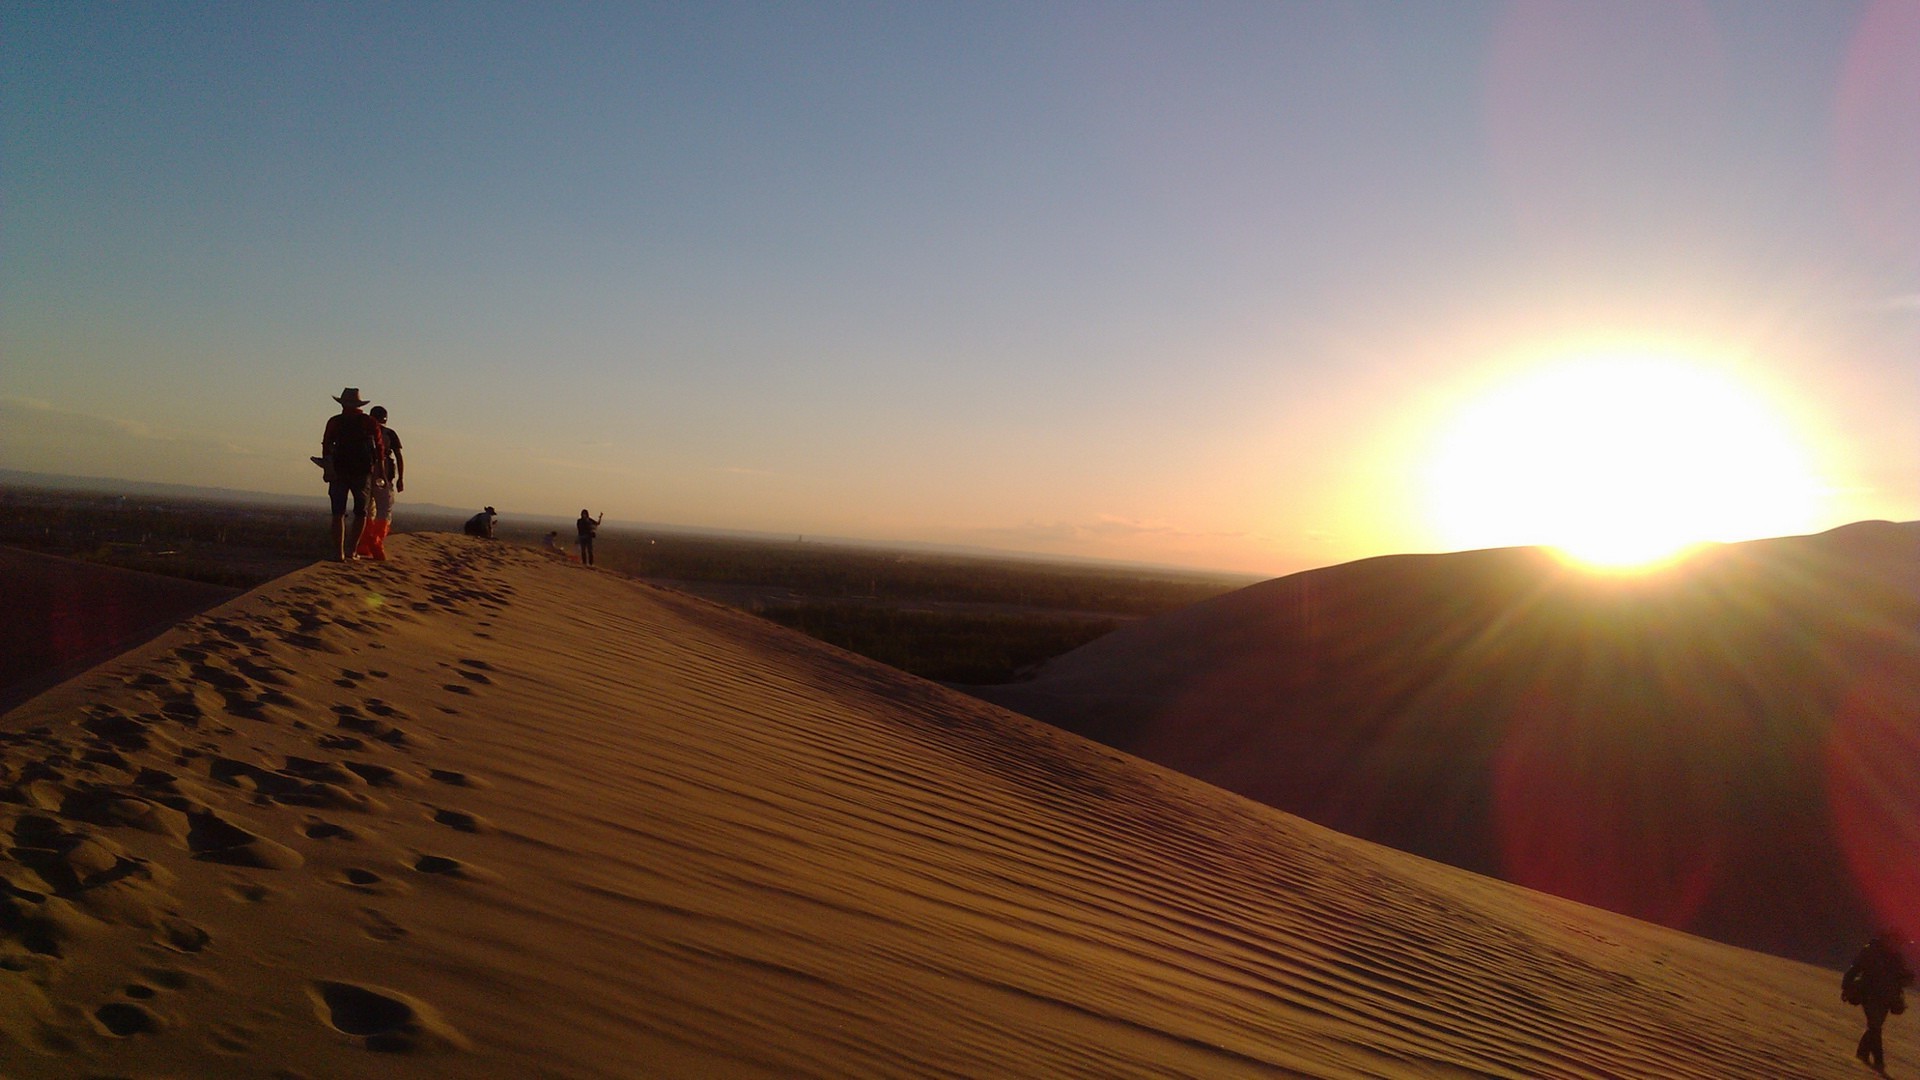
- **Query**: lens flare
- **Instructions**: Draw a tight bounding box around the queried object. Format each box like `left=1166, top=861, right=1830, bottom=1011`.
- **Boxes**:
left=1423, top=349, right=1823, bottom=570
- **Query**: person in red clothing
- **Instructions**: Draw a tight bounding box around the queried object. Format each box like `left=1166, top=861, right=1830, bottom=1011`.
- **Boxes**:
left=353, top=404, right=405, bottom=560
left=1844, top=928, right=1915, bottom=1072
left=319, top=388, right=385, bottom=561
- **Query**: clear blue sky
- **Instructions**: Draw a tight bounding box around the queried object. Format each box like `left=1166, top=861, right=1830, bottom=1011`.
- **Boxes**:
left=4, top=2, right=1915, bottom=573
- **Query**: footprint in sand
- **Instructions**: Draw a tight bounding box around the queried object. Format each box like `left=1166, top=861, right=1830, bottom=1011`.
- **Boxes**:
left=429, top=808, right=485, bottom=833
left=412, top=855, right=466, bottom=877
left=94, top=1001, right=162, bottom=1037
left=185, top=810, right=304, bottom=870
left=303, top=819, right=357, bottom=841
left=440, top=684, right=473, bottom=696
left=426, top=769, right=486, bottom=789
left=227, top=880, right=278, bottom=903
left=336, top=868, right=411, bottom=896
left=358, top=907, right=409, bottom=942
left=333, top=708, right=410, bottom=746
left=342, top=762, right=411, bottom=788
left=310, top=980, right=466, bottom=1053
left=140, top=965, right=194, bottom=989
left=207, top=1020, right=255, bottom=1055
left=233, top=658, right=292, bottom=687
left=156, top=917, right=212, bottom=954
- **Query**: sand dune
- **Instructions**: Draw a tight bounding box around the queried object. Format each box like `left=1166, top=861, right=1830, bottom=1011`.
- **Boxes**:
left=974, top=522, right=1920, bottom=968
left=0, top=533, right=1900, bottom=1077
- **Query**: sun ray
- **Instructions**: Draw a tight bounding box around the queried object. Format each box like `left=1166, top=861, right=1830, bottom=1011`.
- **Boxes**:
left=1421, top=349, right=1824, bottom=570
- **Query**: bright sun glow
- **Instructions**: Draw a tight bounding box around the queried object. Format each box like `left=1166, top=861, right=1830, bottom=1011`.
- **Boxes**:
left=1423, top=350, right=1824, bottom=571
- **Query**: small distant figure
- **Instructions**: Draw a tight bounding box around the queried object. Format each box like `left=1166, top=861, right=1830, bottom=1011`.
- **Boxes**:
left=319, top=387, right=386, bottom=561
left=353, top=404, right=404, bottom=561
left=576, top=508, right=603, bottom=567
left=1843, top=927, right=1914, bottom=1072
left=464, top=506, right=497, bottom=539
left=543, top=530, right=562, bottom=551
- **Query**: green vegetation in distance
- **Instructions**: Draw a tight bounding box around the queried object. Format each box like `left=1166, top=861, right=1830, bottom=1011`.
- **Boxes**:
left=0, top=486, right=1257, bottom=685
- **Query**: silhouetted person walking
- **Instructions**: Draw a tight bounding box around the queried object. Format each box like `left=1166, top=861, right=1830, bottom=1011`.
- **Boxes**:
left=1844, top=928, right=1914, bottom=1072
left=576, top=509, right=603, bottom=566
left=319, top=388, right=385, bottom=561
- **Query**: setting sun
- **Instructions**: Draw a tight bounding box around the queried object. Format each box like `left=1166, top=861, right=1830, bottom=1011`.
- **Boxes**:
left=1422, top=350, right=1825, bottom=570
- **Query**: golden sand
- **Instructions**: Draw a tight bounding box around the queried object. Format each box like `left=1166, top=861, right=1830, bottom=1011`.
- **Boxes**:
left=0, top=534, right=1895, bottom=1077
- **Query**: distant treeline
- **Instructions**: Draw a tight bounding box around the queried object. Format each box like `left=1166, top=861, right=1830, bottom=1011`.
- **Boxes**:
left=577, top=530, right=1244, bottom=616
left=4, top=487, right=1253, bottom=683
left=0, top=488, right=322, bottom=587
left=756, top=602, right=1120, bottom=684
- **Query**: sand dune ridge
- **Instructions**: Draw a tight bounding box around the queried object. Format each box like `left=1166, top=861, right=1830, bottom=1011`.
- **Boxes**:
left=0, top=533, right=1899, bottom=1077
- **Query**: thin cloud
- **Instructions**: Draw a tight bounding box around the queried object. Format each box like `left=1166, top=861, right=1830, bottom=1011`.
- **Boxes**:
left=975, top=516, right=1250, bottom=546
left=1, top=398, right=195, bottom=447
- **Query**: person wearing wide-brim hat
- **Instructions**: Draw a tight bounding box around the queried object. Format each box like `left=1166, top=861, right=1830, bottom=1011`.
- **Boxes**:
left=463, top=506, right=498, bottom=539
left=319, top=387, right=385, bottom=561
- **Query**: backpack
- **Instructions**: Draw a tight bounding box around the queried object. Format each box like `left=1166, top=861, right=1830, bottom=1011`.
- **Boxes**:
left=331, top=413, right=381, bottom=478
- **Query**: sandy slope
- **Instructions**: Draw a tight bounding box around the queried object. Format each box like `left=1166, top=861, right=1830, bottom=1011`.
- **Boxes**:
left=975, top=522, right=1920, bottom=968
left=0, top=533, right=1899, bottom=1078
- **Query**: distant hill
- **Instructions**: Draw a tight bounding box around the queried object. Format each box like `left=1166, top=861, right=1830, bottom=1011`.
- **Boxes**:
left=0, top=468, right=473, bottom=520
left=973, top=522, right=1920, bottom=966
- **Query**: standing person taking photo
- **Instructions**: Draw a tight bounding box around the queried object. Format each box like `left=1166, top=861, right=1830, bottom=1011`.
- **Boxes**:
left=319, top=388, right=384, bottom=562
left=576, top=509, right=604, bottom=567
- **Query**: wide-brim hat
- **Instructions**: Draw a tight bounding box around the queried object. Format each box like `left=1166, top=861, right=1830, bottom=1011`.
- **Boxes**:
left=333, top=387, right=371, bottom=407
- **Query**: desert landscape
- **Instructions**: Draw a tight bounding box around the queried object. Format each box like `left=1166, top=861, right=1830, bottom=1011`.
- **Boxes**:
left=975, top=522, right=1920, bottom=968
left=0, top=532, right=1906, bottom=1077
left=11, top=3, right=1920, bottom=1075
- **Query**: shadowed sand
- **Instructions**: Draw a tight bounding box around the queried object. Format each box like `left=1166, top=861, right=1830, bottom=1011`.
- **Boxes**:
left=0, top=533, right=1899, bottom=1077
left=0, top=546, right=239, bottom=712
left=975, top=522, right=1920, bottom=968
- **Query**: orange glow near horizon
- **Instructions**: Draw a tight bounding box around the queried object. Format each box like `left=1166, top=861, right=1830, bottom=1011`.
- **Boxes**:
left=1420, top=348, right=1826, bottom=571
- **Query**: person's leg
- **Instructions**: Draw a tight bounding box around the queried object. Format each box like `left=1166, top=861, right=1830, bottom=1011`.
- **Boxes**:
left=357, top=483, right=394, bottom=558
left=344, top=477, right=372, bottom=557
left=328, top=480, right=351, bottom=559
left=1862, top=1003, right=1889, bottom=1068
left=382, top=490, right=396, bottom=554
